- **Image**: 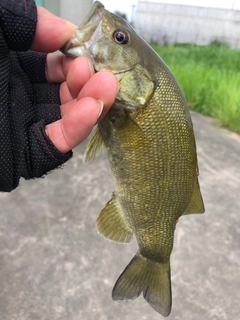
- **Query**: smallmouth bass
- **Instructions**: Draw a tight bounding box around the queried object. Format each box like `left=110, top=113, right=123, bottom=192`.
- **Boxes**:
left=62, top=1, right=204, bottom=317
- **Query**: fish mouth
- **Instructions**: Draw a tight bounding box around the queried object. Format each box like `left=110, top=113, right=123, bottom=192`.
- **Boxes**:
left=61, top=1, right=105, bottom=58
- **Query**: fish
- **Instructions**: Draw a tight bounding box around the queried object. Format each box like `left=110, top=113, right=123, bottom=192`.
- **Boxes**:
left=62, top=1, right=205, bottom=317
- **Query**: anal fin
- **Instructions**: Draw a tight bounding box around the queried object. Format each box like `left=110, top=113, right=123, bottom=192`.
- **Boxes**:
left=96, top=192, right=133, bottom=243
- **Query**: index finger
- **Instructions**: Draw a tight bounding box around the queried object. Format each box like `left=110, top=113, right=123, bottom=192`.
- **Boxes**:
left=31, top=6, right=77, bottom=52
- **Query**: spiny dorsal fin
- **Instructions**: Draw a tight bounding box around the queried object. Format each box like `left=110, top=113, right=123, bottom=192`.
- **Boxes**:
left=96, top=192, right=133, bottom=243
left=83, top=126, right=106, bottom=163
left=183, top=176, right=205, bottom=215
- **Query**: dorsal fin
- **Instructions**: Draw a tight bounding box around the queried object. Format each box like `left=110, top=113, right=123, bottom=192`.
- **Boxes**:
left=183, top=176, right=205, bottom=215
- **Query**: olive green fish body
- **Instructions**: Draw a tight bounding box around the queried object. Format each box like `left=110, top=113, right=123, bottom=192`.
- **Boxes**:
left=99, top=85, right=195, bottom=262
left=62, top=2, right=204, bottom=316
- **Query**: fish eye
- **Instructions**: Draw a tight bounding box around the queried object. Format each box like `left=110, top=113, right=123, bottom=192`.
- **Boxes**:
left=113, top=29, right=130, bottom=45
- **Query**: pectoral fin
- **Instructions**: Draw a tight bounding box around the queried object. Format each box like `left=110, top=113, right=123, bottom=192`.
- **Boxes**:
left=83, top=126, right=106, bottom=163
left=183, top=177, right=205, bottom=215
left=96, top=192, right=133, bottom=243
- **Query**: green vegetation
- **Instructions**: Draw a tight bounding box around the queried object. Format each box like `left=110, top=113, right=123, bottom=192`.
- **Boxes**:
left=151, top=43, right=240, bottom=133
left=114, top=11, right=128, bottom=21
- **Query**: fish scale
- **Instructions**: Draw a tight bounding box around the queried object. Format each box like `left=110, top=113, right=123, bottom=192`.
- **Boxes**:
left=62, top=1, right=204, bottom=317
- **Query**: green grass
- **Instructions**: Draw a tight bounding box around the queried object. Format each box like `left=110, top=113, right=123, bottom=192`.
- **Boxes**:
left=151, top=43, right=240, bottom=133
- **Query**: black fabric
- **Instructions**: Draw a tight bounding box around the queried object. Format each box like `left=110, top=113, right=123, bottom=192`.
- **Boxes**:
left=0, top=0, right=72, bottom=192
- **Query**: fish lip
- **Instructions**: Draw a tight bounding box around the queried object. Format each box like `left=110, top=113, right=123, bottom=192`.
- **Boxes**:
left=61, top=1, right=105, bottom=56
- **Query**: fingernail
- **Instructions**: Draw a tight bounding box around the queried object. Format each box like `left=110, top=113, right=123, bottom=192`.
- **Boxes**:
left=88, top=59, right=95, bottom=76
left=97, top=99, right=104, bottom=118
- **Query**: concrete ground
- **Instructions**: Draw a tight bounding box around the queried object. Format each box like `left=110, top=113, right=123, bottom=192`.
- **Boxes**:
left=0, top=112, right=239, bottom=320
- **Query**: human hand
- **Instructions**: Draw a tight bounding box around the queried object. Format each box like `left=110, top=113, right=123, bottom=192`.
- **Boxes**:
left=31, top=7, right=118, bottom=154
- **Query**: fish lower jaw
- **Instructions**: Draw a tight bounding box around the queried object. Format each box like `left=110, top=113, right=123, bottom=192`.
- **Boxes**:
left=61, top=39, right=93, bottom=61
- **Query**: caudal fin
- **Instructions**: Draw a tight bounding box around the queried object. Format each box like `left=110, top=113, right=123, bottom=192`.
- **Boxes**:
left=112, top=251, right=172, bottom=317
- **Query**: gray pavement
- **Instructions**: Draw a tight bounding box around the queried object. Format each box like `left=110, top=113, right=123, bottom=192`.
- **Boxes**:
left=0, top=112, right=239, bottom=320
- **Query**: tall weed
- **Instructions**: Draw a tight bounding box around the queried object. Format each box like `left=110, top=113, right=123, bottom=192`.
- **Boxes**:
left=152, top=44, right=240, bottom=133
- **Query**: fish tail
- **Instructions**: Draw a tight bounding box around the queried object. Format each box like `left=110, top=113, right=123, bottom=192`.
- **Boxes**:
left=112, top=251, right=172, bottom=317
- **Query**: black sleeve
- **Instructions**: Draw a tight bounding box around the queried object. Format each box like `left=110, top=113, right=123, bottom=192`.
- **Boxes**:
left=0, top=0, right=72, bottom=192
